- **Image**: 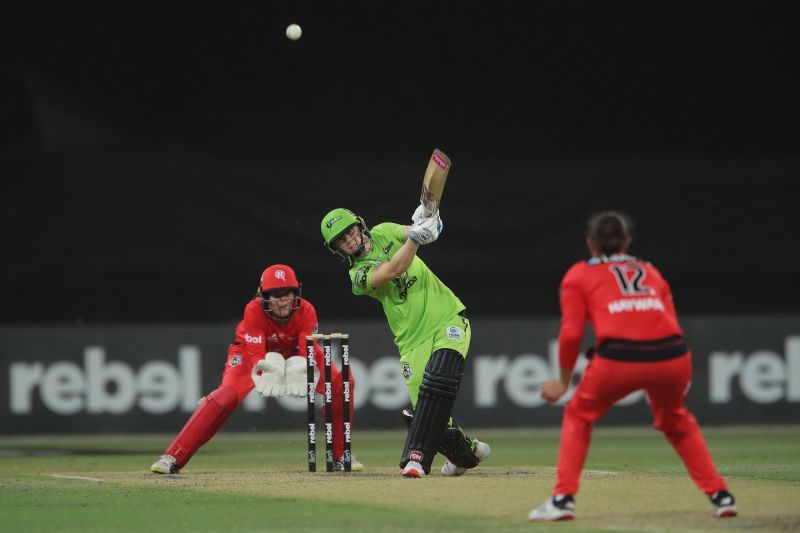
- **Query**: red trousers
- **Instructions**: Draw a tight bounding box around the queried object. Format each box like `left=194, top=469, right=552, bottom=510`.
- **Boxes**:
left=166, top=345, right=354, bottom=468
left=554, top=353, right=728, bottom=496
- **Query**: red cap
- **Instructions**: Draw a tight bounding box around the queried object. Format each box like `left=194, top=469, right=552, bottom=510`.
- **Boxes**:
left=260, top=264, right=300, bottom=293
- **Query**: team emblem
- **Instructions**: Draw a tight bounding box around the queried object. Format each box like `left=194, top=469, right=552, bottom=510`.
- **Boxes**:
left=275, top=269, right=286, bottom=281
left=229, top=354, right=242, bottom=367
left=402, top=362, right=413, bottom=380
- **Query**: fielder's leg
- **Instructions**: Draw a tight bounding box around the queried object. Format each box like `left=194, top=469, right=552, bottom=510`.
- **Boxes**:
left=645, top=354, right=730, bottom=499
left=399, top=349, right=464, bottom=476
left=152, top=384, right=239, bottom=473
left=552, top=358, right=632, bottom=495
left=152, top=344, right=250, bottom=474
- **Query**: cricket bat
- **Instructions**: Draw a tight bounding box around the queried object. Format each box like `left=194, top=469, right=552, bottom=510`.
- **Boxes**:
left=420, top=148, right=451, bottom=217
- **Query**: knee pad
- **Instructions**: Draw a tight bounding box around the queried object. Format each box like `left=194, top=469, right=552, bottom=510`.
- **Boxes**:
left=207, top=384, right=239, bottom=414
left=419, top=349, right=464, bottom=398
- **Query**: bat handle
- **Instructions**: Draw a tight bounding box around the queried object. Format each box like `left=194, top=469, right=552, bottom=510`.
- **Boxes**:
left=421, top=201, right=437, bottom=218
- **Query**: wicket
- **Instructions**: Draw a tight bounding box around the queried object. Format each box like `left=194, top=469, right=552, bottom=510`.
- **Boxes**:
left=305, top=333, right=352, bottom=472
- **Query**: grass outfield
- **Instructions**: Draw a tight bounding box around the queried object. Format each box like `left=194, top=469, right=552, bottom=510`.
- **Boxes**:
left=1, top=426, right=799, bottom=532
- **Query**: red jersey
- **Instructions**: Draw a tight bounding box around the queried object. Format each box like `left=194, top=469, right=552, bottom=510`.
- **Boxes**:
left=234, top=298, right=322, bottom=365
left=558, top=254, right=683, bottom=370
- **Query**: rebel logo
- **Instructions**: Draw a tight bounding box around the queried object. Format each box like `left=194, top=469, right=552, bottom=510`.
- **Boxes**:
left=343, top=382, right=351, bottom=403
left=244, top=333, right=263, bottom=344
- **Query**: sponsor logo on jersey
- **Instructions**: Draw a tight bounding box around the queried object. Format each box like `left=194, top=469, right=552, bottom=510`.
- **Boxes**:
left=383, top=242, right=395, bottom=255
left=607, top=297, right=666, bottom=314
left=228, top=354, right=242, bottom=367
left=393, top=274, right=418, bottom=300
left=402, top=362, right=413, bottom=380
left=244, top=333, right=263, bottom=344
left=354, top=265, right=371, bottom=290
left=447, top=326, right=462, bottom=340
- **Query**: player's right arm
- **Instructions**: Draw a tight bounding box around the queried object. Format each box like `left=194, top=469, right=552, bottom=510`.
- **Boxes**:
left=542, top=264, right=587, bottom=403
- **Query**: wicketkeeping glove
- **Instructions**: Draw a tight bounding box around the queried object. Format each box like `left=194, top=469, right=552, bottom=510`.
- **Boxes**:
left=408, top=210, right=443, bottom=245
left=251, top=352, right=286, bottom=398
left=284, top=356, right=307, bottom=397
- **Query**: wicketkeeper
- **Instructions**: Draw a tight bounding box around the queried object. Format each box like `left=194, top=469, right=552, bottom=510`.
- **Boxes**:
left=320, top=207, right=489, bottom=478
left=151, top=264, right=360, bottom=474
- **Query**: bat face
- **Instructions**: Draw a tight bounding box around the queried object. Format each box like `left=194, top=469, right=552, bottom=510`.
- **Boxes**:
left=420, top=149, right=451, bottom=216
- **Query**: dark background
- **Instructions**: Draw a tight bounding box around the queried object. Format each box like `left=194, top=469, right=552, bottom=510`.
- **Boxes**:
left=1, top=2, right=797, bottom=324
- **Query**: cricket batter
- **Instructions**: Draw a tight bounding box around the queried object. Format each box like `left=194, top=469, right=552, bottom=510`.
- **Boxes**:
left=151, top=264, right=360, bottom=474
left=320, top=207, right=490, bottom=478
left=528, top=211, right=736, bottom=521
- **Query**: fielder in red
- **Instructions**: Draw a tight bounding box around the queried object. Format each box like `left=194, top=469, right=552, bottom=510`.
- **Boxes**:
left=529, top=211, right=736, bottom=521
left=150, top=264, right=360, bottom=474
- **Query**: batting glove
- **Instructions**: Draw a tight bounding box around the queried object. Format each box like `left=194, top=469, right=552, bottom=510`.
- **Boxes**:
left=412, top=204, right=427, bottom=225
left=408, top=210, right=443, bottom=245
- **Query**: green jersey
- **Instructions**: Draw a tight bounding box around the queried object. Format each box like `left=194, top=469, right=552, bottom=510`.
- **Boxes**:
left=349, top=222, right=465, bottom=353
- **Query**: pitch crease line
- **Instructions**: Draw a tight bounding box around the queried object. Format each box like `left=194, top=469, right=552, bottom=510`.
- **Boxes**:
left=50, top=474, right=103, bottom=482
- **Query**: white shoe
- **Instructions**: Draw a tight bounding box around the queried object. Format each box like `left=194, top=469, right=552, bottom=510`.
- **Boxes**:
left=441, top=439, right=491, bottom=477
left=401, top=460, right=425, bottom=478
left=528, top=495, right=575, bottom=522
left=150, top=454, right=179, bottom=474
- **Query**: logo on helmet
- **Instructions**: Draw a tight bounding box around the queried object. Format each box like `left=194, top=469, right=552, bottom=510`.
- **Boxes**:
left=275, top=269, right=286, bottom=281
left=326, top=215, right=343, bottom=228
